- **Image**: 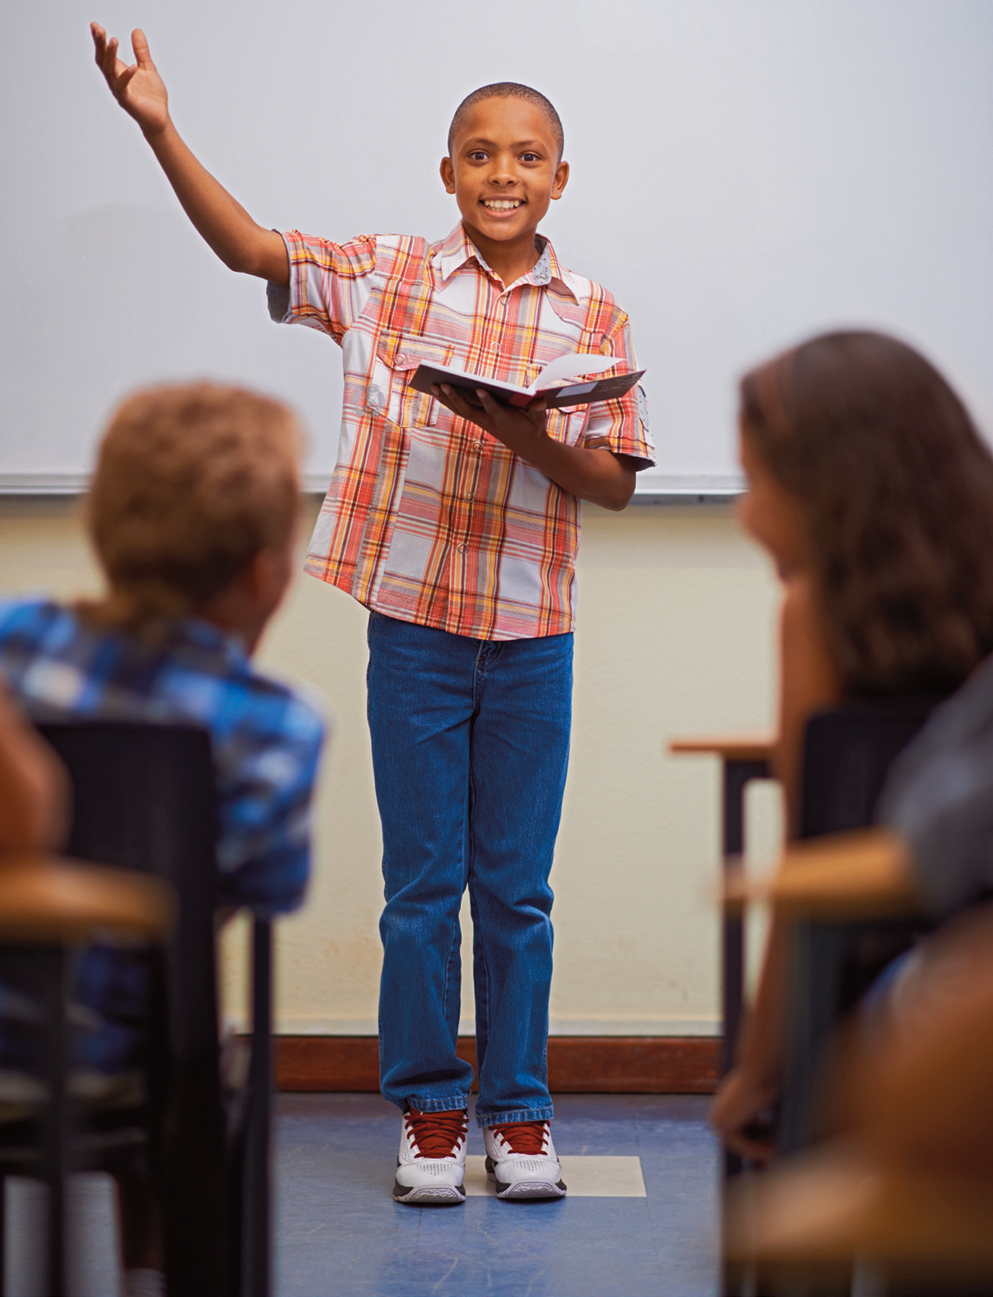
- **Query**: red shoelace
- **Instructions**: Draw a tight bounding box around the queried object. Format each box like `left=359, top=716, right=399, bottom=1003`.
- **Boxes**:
left=487, top=1119, right=549, bottom=1155
left=406, top=1107, right=468, bottom=1158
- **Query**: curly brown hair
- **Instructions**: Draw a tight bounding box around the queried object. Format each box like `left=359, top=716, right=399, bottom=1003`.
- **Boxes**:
left=740, top=330, right=993, bottom=697
left=82, top=382, right=301, bottom=636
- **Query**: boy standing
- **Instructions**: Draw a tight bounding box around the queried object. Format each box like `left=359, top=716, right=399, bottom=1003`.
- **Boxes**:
left=91, top=25, right=655, bottom=1204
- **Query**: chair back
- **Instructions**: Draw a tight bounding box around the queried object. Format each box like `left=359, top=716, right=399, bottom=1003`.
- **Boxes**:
left=38, top=722, right=219, bottom=1065
left=798, top=698, right=938, bottom=840
left=781, top=698, right=937, bottom=1156
left=37, top=721, right=232, bottom=1296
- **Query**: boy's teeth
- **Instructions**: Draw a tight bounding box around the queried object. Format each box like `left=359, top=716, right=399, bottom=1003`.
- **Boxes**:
left=484, top=200, right=522, bottom=209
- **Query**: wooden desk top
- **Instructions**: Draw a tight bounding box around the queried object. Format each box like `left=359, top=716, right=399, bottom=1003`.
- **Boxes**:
left=0, top=852, right=174, bottom=942
left=668, top=733, right=774, bottom=764
left=726, top=1145, right=993, bottom=1268
left=723, top=829, right=922, bottom=917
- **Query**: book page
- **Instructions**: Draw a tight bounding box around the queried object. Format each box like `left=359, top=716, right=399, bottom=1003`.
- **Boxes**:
left=530, top=352, right=620, bottom=391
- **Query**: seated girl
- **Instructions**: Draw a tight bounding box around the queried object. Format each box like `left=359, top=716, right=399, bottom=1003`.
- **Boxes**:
left=711, top=329, right=993, bottom=1162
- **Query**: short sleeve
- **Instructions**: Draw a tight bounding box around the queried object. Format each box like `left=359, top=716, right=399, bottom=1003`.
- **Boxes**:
left=267, top=231, right=378, bottom=344
left=879, top=660, right=993, bottom=916
left=213, top=690, right=329, bottom=915
left=581, top=313, right=656, bottom=469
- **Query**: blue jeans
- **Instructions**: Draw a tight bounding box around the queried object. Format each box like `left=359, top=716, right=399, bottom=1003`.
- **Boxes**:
left=367, top=613, right=572, bottom=1127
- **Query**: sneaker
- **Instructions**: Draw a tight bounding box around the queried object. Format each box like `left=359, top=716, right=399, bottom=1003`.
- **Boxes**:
left=393, top=1105, right=468, bottom=1205
left=484, top=1119, right=567, bottom=1199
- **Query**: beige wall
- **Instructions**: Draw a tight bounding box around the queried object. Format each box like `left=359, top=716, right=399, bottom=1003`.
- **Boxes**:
left=0, top=496, right=781, bottom=1037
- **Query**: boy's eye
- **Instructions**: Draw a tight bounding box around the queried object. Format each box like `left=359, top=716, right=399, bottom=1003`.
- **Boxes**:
left=468, top=151, right=488, bottom=161
left=520, top=153, right=539, bottom=163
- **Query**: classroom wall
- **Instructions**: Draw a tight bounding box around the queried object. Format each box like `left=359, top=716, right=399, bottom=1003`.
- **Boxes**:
left=0, top=497, right=780, bottom=1037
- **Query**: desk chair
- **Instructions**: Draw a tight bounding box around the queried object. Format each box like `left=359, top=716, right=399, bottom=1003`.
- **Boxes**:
left=667, top=736, right=773, bottom=1139
left=725, top=1145, right=993, bottom=1296
left=33, top=722, right=275, bottom=1297
left=0, top=851, right=171, bottom=1297
left=679, top=709, right=931, bottom=1297
left=778, top=699, right=936, bottom=1155
left=724, top=875, right=993, bottom=1297
left=669, top=734, right=775, bottom=1297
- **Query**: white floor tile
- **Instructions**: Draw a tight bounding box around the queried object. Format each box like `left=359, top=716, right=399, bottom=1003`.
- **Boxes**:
left=463, top=1154, right=646, bottom=1197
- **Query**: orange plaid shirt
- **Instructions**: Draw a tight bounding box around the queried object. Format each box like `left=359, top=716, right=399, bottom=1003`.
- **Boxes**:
left=269, top=224, right=655, bottom=640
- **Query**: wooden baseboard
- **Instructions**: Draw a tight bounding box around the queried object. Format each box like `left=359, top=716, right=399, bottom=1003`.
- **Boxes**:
left=274, top=1036, right=719, bottom=1094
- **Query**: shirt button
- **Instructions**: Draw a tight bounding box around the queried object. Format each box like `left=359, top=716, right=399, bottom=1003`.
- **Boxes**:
left=475, top=440, right=485, bottom=451
left=464, top=491, right=474, bottom=501
left=490, top=342, right=501, bottom=354
left=457, top=543, right=468, bottom=554
left=396, top=353, right=408, bottom=366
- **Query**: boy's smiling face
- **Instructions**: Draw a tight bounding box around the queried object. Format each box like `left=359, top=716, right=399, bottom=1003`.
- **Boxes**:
left=440, top=96, right=569, bottom=263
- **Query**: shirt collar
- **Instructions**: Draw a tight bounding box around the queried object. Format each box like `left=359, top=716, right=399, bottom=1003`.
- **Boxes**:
left=165, top=616, right=251, bottom=669
left=435, top=224, right=577, bottom=299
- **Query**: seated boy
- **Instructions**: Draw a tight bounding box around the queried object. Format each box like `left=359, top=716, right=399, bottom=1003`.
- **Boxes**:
left=0, top=381, right=325, bottom=916
left=0, top=381, right=326, bottom=1297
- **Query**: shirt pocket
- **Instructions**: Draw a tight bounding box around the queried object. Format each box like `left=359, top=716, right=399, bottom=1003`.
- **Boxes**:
left=369, top=332, right=455, bottom=429
left=545, top=404, right=590, bottom=449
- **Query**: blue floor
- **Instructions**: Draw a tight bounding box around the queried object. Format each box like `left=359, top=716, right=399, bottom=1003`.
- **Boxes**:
left=275, top=1093, right=720, bottom=1297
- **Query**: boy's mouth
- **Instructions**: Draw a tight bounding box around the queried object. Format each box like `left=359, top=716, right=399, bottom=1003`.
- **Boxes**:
left=481, top=199, right=524, bottom=212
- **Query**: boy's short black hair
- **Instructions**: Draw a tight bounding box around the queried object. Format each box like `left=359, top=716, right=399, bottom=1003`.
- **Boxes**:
left=448, top=83, right=564, bottom=160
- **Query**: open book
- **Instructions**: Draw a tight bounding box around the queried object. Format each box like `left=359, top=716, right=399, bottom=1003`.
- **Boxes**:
left=409, top=351, right=645, bottom=410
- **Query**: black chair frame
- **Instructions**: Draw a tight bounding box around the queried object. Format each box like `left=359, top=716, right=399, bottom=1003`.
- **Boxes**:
left=0, top=723, right=274, bottom=1297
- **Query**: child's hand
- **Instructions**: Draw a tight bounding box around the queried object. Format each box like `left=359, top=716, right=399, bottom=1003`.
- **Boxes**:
left=432, top=384, right=548, bottom=450
left=91, top=24, right=170, bottom=138
left=709, top=1064, right=779, bottom=1164
left=432, top=382, right=635, bottom=509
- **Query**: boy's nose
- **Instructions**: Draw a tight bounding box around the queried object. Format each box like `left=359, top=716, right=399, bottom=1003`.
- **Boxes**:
left=487, top=156, right=521, bottom=183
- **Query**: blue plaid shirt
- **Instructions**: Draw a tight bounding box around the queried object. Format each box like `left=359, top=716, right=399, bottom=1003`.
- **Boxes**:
left=0, top=598, right=327, bottom=914
left=0, top=599, right=328, bottom=1076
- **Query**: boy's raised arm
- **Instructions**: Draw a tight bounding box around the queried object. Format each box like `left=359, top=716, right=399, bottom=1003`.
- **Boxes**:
left=91, top=24, right=289, bottom=287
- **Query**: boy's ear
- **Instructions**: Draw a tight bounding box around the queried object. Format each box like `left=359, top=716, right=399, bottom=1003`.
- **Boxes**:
left=551, top=160, right=570, bottom=201
left=440, top=157, right=457, bottom=195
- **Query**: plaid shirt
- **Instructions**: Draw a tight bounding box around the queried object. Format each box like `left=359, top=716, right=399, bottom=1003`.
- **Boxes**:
left=269, top=224, right=655, bottom=640
left=0, top=599, right=326, bottom=914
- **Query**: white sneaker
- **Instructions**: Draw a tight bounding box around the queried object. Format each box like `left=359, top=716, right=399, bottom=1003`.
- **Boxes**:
left=484, top=1119, right=567, bottom=1199
left=393, top=1105, right=468, bottom=1205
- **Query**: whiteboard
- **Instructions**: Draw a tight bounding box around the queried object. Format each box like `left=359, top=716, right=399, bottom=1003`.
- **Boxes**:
left=2, top=0, right=992, bottom=500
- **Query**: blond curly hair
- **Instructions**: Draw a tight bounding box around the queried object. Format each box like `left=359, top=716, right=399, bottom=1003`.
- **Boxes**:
left=82, top=382, right=302, bottom=635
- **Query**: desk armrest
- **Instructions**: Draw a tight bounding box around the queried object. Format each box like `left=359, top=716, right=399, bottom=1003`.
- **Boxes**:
left=724, top=829, right=922, bottom=917
left=725, top=1144, right=993, bottom=1268
left=0, top=851, right=174, bottom=942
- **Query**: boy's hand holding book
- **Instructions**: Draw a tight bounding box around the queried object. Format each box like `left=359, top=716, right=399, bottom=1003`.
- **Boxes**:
left=433, top=383, right=552, bottom=449
left=429, top=352, right=644, bottom=510
left=433, top=378, right=639, bottom=511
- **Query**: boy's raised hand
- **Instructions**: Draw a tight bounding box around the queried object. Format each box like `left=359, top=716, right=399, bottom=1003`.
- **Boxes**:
left=87, top=23, right=289, bottom=284
left=91, top=24, right=169, bottom=137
